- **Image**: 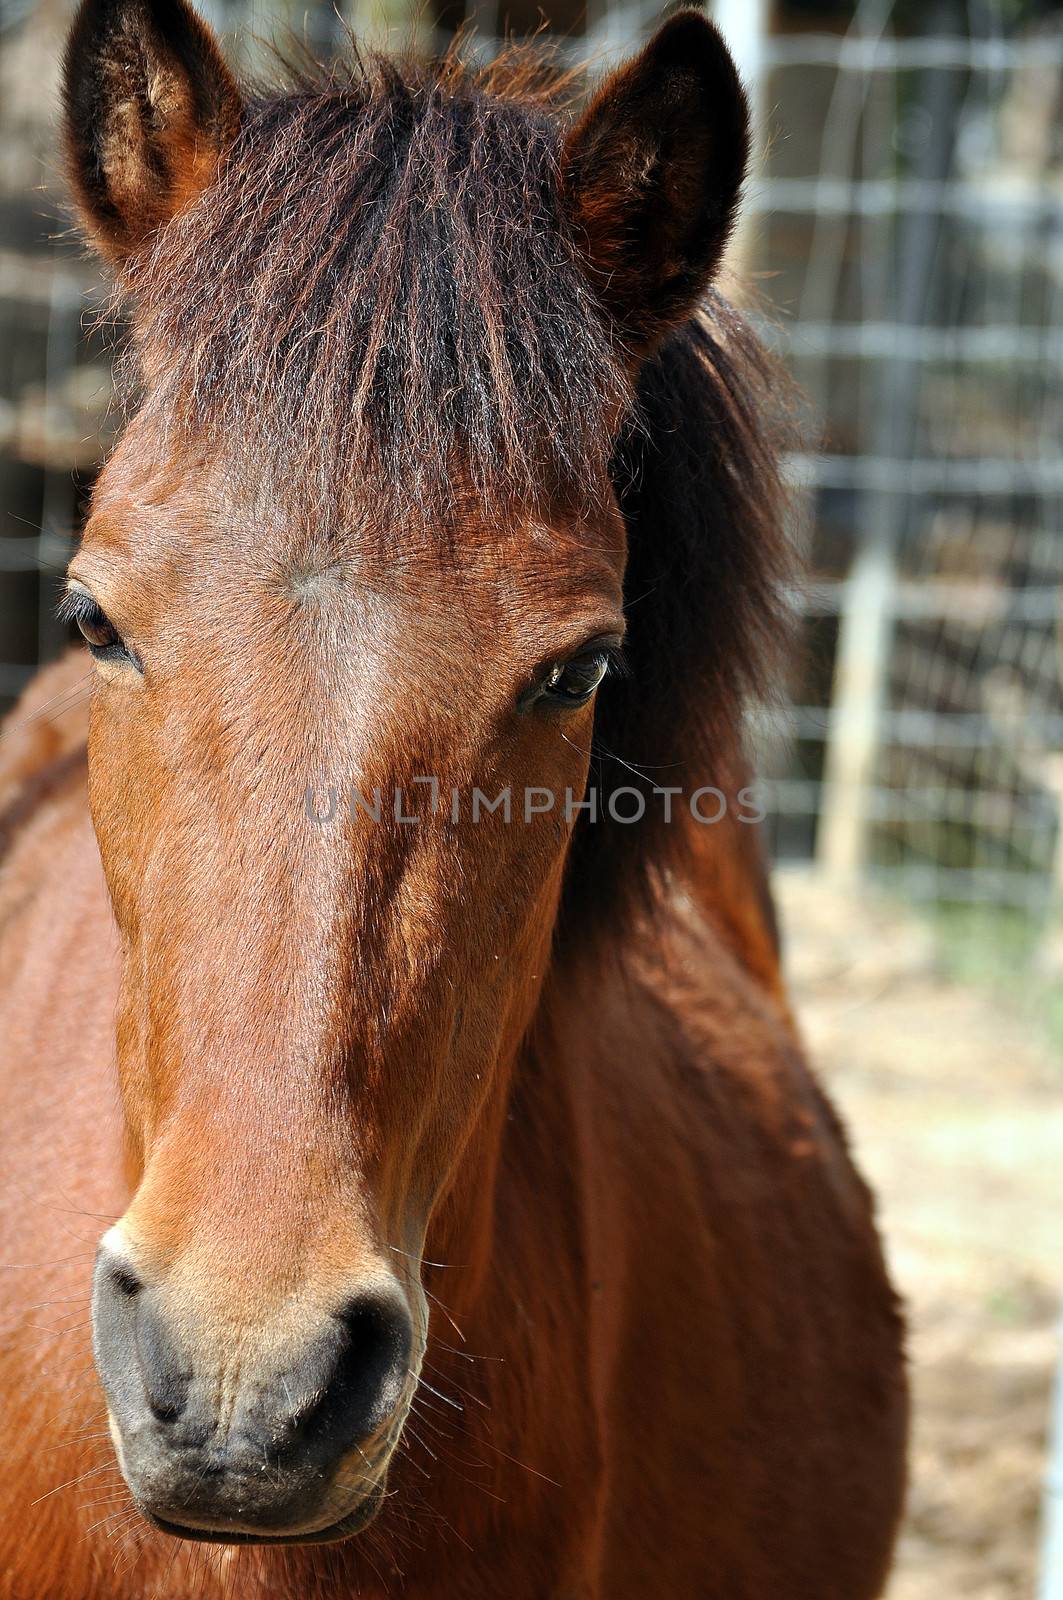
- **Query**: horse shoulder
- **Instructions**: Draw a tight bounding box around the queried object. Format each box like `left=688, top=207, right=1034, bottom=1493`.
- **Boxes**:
left=509, top=910, right=906, bottom=1599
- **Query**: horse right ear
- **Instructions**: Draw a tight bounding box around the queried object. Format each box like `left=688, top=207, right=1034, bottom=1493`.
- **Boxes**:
left=62, top=0, right=242, bottom=269
left=560, top=10, right=749, bottom=358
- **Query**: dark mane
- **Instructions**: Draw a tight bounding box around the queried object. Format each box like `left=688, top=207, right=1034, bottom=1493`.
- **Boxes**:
left=577, top=302, right=794, bottom=926
left=129, top=46, right=630, bottom=524
left=124, top=43, right=794, bottom=924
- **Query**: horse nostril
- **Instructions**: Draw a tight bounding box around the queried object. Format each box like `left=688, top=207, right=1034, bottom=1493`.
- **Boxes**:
left=93, top=1253, right=191, bottom=1427
left=148, top=1393, right=183, bottom=1423
left=338, top=1293, right=408, bottom=1358
left=109, top=1263, right=143, bottom=1299
left=296, top=1291, right=412, bottom=1456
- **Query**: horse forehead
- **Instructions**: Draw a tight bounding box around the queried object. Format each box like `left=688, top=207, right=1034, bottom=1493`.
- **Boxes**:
left=88, top=464, right=622, bottom=614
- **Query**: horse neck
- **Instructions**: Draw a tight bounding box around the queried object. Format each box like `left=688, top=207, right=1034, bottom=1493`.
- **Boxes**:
left=680, top=805, right=787, bottom=1006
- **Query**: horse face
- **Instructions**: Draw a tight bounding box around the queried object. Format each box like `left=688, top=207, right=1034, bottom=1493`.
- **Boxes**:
left=62, top=0, right=746, bottom=1544
left=68, top=427, right=625, bottom=1538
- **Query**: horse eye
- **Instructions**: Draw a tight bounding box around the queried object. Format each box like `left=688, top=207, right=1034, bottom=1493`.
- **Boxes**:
left=540, top=649, right=612, bottom=707
left=61, top=588, right=140, bottom=669
left=76, top=604, right=121, bottom=652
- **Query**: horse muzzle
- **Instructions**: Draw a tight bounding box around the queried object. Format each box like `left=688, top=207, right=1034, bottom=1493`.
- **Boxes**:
left=91, top=1245, right=414, bottom=1543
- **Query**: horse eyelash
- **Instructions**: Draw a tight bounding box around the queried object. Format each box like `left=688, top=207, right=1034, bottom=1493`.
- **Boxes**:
left=600, top=643, right=630, bottom=681
left=57, top=587, right=97, bottom=626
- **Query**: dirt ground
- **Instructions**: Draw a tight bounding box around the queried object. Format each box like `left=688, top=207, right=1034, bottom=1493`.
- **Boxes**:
left=776, top=870, right=1061, bottom=1600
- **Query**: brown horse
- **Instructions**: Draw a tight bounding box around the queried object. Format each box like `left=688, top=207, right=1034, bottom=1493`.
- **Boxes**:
left=0, top=4, right=907, bottom=1595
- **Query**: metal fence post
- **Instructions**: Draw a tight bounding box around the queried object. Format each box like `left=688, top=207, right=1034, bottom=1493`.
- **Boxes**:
left=1041, top=1311, right=1063, bottom=1600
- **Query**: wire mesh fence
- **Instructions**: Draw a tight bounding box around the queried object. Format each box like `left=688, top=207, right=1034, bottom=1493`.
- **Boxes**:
left=748, top=0, right=1063, bottom=948
left=1, top=0, right=1061, bottom=939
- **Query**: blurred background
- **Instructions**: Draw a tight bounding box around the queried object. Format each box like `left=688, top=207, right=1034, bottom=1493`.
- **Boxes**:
left=1, top=0, right=1061, bottom=1594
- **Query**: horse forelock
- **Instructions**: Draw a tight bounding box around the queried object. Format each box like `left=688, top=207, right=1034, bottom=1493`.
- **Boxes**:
left=121, top=44, right=631, bottom=531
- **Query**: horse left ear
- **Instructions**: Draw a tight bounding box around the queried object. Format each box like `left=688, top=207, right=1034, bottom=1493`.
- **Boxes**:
left=561, top=9, right=749, bottom=357
left=62, top=0, right=243, bottom=270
